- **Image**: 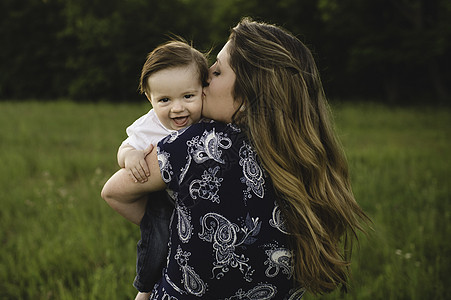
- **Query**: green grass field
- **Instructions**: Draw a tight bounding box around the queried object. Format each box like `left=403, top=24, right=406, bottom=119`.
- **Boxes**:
left=0, top=101, right=449, bottom=299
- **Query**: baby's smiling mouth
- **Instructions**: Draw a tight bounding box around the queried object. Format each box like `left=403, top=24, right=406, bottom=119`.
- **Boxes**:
left=173, top=116, right=188, bottom=127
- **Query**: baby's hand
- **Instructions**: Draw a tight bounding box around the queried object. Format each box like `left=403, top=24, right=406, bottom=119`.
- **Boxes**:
left=124, top=145, right=153, bottom=183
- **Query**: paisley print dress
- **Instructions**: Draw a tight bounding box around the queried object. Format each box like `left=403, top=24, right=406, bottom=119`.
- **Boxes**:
left=151, top=121, right=304, bottom=299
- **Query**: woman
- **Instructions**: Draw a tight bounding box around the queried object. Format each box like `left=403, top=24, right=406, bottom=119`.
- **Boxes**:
left=103, top=17, right=369, bottom=298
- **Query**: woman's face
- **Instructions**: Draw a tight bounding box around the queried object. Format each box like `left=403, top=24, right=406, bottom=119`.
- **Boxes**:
left=202, top=41, right=240, bottom=123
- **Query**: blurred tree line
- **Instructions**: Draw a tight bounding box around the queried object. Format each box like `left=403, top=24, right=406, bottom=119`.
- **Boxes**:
left=0, top=0, right=449, bottom=103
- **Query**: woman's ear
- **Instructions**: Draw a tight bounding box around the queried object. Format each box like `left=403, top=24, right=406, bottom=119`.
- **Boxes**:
left=232, top=100, right=246, bottom=126
left=235, top=98, right=245, bottom=112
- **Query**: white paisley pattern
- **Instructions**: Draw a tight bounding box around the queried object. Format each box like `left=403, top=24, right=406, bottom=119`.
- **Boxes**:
left=288, top=288, right=306, bottom=300
left=179, top=128, right=232, bottom=183
left=151, top=122, right=302, bottom=299
left=239, top=142, right=265, bottom=200
left=173, top=245, right=207, bottom=296
left=263, top=246, right=293, bottom=279
left=223, top=283, right=278, bottom=300
left=176, top=205, right=193, bottom=243
left=161, top=130, right=181, bottom=144
left=156, top=288, right=179, bottom=300
left=269, top=202, right=290, bottom=234
left=189, top=128, right=232, bottom=164
left=198, top=212, right=261, bottom=282
left=226, top=123, right=242, bottom=133
left=162, top=291, right=179, bottom=300
left=157, top=147, right=173, bottom=183
left=189, top=166, right=223, bottom=203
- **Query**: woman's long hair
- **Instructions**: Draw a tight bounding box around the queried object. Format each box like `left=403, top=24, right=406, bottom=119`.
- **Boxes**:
left=228, top=18, right=370, bottom=294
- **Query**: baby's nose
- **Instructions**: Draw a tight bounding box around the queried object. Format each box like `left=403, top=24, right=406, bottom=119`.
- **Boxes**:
left=171, top=102, right=184, bottom=112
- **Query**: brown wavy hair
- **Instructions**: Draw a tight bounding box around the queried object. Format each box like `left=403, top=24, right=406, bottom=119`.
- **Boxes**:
left=139, top=40, right=209, bottom=95
left=228, top=17, right=370, bottom=294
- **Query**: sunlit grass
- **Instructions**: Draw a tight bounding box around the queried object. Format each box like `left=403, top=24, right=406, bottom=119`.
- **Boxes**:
left=0, top=100, right=449, bottom=299
left=308, top=103, right=451, bottom=299
left=0, top=100, right=148, bottom=299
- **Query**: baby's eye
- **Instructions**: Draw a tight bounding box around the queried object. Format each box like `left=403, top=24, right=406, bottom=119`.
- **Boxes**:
left=184, top=94, right=195, bottom=99
left=159, top=98, right=169, bottom=103
left=212, top=71, right=220, bottom=76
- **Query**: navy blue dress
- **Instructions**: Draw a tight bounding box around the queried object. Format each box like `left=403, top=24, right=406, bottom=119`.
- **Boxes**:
left=151, top=121, right=304, bottom=299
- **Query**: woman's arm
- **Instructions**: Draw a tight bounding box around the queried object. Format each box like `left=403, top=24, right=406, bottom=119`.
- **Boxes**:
left=103, top=194, right=147, bottom=225
left=101, top=146, right=166, bottom=224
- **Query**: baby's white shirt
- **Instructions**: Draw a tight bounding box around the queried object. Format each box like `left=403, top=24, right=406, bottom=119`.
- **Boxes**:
left=121, top=108, right=175, bottom=150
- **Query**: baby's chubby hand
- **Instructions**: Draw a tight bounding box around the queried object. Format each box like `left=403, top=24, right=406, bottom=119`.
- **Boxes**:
left=124, top=144, right=154, bottom=183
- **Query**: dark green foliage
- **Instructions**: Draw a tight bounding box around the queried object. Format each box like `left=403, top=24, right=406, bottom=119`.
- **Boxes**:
left=0, top=0, right=449, bottom=103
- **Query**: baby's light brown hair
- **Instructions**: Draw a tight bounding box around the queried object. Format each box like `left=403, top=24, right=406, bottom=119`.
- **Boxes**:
left=139, top=40, right=209, bottom=95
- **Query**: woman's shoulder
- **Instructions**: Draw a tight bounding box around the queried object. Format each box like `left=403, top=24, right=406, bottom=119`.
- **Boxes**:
left=187, top=120, right=240, bottom=133
left=159, top=121, right=242, bottom=146
left=192, top=121, right=243, bottom=139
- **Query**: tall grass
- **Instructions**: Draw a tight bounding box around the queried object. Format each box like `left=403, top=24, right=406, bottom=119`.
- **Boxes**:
left=0, top=101, right=147, bottom=299
left=308, top=103, right=450, bottom=299
left=0, top=101, right=449, bottom=299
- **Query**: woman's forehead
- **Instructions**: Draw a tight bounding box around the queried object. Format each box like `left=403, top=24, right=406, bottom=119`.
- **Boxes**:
left=217, top=41, right=232, bottom=62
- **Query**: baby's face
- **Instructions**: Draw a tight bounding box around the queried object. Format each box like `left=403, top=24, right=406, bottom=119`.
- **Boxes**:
left=147, top=64, right=203, bottom=131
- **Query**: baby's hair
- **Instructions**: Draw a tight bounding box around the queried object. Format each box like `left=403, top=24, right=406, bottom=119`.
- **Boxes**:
left=139, top=40, right=209, bottom=95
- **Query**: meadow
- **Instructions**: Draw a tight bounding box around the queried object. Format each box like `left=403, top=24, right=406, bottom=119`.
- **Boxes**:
left=0, top=101, right=449, bottom=299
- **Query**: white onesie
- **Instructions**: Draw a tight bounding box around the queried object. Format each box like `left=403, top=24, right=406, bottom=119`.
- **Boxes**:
left=121, top=108, right=174, bottom=150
